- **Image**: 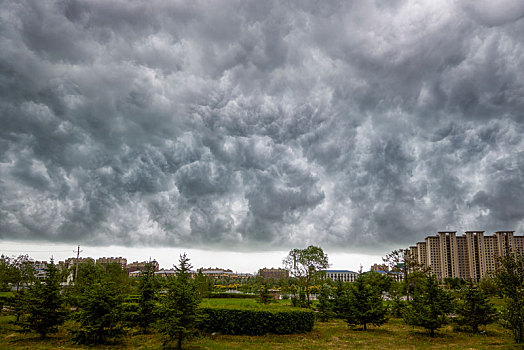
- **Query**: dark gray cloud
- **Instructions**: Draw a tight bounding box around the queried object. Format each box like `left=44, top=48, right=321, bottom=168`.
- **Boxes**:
left=0, top=0, right=523, bottom=252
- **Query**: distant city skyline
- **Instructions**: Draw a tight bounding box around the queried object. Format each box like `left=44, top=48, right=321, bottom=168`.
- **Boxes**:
left=0, top=240, right=383, bottom=274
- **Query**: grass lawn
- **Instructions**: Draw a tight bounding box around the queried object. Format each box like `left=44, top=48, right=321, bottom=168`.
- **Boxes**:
left=200, top=297, right=297, bottom=310
left=0, top=297, right=519, bottom=349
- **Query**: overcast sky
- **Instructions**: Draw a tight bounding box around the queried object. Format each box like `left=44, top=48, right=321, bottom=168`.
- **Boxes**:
left=1, top=0, right=524, bottom=267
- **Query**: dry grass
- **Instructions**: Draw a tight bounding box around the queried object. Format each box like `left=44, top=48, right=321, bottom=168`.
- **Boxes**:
left=1, top=314, right=519, bottom=350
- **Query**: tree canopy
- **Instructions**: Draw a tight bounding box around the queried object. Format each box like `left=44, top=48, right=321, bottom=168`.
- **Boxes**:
left=283, top=245, right=329, bottom=307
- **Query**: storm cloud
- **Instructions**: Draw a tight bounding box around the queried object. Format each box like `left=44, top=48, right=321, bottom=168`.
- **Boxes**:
left=0, top=0, right=523, bottom=252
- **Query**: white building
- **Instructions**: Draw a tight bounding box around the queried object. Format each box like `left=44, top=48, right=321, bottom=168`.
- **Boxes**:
left=324, top=269, right=358, bottom=282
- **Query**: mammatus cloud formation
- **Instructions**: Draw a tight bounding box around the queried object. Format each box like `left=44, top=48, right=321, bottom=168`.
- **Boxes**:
left=0, top=0, right=523, bottom=253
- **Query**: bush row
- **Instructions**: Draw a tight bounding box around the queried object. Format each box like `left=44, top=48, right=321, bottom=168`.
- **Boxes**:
left=208, top=292, right=258, bottom=299
left=199, top=308, right=315, bottom=335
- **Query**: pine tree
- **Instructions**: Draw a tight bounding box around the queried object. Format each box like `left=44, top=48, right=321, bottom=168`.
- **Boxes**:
left=456, top=283, right=497, bottom=333
left=403, top=275, right=453, bottom=337
left=71, top=280, right=125, bottom=344
left=495, top=253, right=524, bottom=343
left=316, top=283, right=335, bottom=322
left=68, top=263, right=126, bottom=344
left=21, top=260, right=66, bottom=339
left=332, top=279, right=349, bottom=318
left=137, top=262, right=158, bottom=333
left=155, top=253, right=201, bottom=350
left=343, top=275, right=388, bottom=330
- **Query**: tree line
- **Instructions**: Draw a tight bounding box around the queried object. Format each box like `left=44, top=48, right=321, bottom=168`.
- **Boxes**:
left=283, top=246, right=524, bottom=343
left=0, top=253, right=201, bottom=349
left=2, top=247, right=524, bottom=346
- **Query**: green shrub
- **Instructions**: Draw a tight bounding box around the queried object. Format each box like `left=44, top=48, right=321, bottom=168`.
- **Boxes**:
left=208, top=293, right=258, bottom=299
left=199, top=308, right=314, bottom=335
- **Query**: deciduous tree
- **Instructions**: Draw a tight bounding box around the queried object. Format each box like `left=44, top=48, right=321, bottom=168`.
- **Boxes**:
left=283, top=246, right=329, bottom=308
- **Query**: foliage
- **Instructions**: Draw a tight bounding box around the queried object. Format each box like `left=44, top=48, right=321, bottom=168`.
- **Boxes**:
left=195, top=270, right=213, bottom=298
left=19, top=261, right=66, bottom=339
left=283, top=246, right=329, bottom=308
left=154, top=253, right=202, bottom=350
left=403, top=275, right=453, bottom=337
left=494, top=253, right=524, bottom=343
left=0, top=255, right=36, bottom=293
left=316, top=283, right=335, bottom=322
left=0, top=256, right=12, bottom=292
left=358, top=271, right=393, bottom=293
left=383, top=249, right=427, bottom=301
left=137, top=262, right=158, bottom=333
left=478, top=277, right=501, bottom=297
left=455, top=283, right=497, bottom=333
left=258, top=284, right=273, bottom=304
left=342, top=274, right=389, bottom=330
left=444, top=277, right=467, bottom=290
left=67, top=261, right=128, bottom=344
left=331, top=279, right=349, bottom=318
left=199, top=308, right=315, bottom=335
left=69, top=280, right=125, bottom=344
left=290, top=286, right=308, bottom=308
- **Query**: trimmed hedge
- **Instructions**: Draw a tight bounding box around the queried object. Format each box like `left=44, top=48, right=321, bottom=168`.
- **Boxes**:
left=208, top=293, right=258, bottom=299
left=199, top=308, right=315, bottom=335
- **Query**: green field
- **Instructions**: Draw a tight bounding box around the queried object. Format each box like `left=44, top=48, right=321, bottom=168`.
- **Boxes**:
left=0, top=298, right=519, bottom=349
left=200, top=298, right=299, bottom=310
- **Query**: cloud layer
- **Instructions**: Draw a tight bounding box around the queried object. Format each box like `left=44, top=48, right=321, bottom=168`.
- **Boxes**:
left=1, top=0, right=523, bottom=252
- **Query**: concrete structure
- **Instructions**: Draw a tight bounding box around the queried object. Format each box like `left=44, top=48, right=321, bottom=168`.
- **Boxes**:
left=371, top=263, right=389, bottom=272
left=259, top=268, right=289, bottom=281
left=324, top=270, right=358, bottom=282
left=375, top=270, right=404, bottom=282
left=127, top=260, right=160, bottom=274
left=96, top=257, right=127, bottom=269
left=407, top=231, right=521, bottom=281
left=64, top=257, right=94, bottom=269
left=198, top=268, right=252, bottom=281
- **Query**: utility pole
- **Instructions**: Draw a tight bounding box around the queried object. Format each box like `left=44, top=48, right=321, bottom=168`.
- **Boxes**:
left=74, top=245, right=82, bottom=283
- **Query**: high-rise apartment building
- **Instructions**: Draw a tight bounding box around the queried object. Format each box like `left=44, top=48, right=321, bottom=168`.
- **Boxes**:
left=408, top=231, right=521, bottom=281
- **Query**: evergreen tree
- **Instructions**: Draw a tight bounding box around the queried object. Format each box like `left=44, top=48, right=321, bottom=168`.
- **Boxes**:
left=332, top=279, right=349, bottom=318
left=316, top=283, right=335, bottom=322
left=67, top=262, right=127, bottom=344
left=388, top=281, right=406, bottom=318
left=456, top=284, right=497, bottom=333
left=155, top=253, right=201, bottom=350
left=495, top=253, right=524, bottom=343
left=137, top=262, right=158, bottom=333
left=20, top=260, right=66, bottom=339
left=403, top=275, right=453, bottom=337
left=194, top=270, right=212, bottom=298
left=70, top=280, right=125, bottom=344
left=343, top=275, right=388, bottom=330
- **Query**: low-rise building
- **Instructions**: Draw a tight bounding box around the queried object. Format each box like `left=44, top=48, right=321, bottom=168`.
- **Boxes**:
left=96, top=257, right=127, bottom=270
left=259, top=268, right=289, bottom=281
left=127, top=260, right=160, bottom=274
left=324, top=269, right=358, bottom=282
